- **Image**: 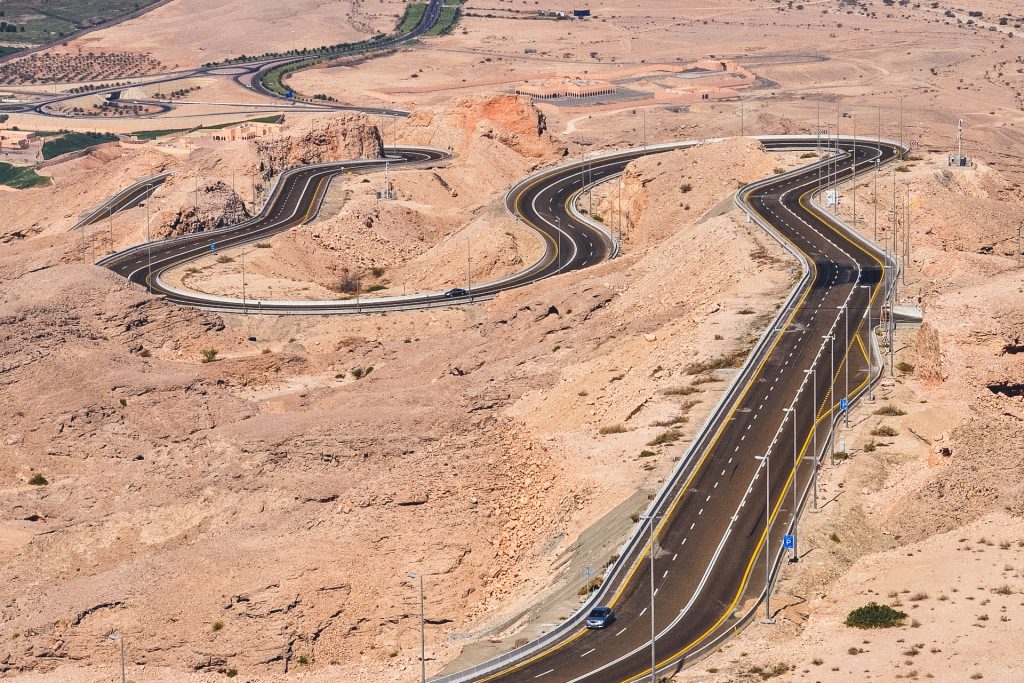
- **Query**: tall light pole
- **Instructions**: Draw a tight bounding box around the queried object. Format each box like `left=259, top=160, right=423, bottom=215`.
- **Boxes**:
left=642, top=108, right=647, bottom=155
left=843, top=302, right=850, bottom=427
left=554, top=216, right=562, bottom=271
left=107, top=632, right=125, bottom=683
left=408, top=573, right=426, bottom=683
left=241, top=247, right=247, bottom=315
left=824, top=332, right=835, bottom=465
left=873, top=159, right=879, bottom=241
left=804, top=365, right=818, bottom=511
left=851, top=111, right=857, bottom=225
left=783, top=405, right=798, bottom=562
left=860, top=285, right=874, bottom=401
left=638, top=514, right=660, bottom=683
left=466, top=236, right=472, bottom=301
left=755, top=454, right=775, bottom=624
left=146, top=183, right=152, bottom=293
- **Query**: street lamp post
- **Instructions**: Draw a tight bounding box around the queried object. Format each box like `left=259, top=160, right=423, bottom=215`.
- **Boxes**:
left=107, top=632, right=125, bottom=683
left=842, top=302, right=850, bottom=427
left=860, top=284, right=874, bottom=401
left=555, top=216, right=562, bottom=271
left=824, top=332, right=835, bottom=465
left=638, top=514, right=660, bottom=683
left=804, top=366, right=818, bottom=511
left=784, top=405, right=798, bottom=562
left=408, top=573, right=426, bottom=683
left=755, top=454, right=775, bottom=624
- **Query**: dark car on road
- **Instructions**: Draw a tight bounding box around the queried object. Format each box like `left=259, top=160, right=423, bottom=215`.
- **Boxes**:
left=444, top=288, right=469, bottom=298
left=585, top=607, right=615, bottom=629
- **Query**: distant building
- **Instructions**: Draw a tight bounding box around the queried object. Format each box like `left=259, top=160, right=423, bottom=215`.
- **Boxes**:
left=0, top=130, right=37, bottom=150
left=201, top=121, right=282, bottom=142
left=572, top=8, right=591, bottom=17
left=516, top=78, right=615, bottom=100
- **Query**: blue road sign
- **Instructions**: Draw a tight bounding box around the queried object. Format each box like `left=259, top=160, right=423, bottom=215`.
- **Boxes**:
left=210, top=243, right=217, bottom=251
left=783, top=534, right=795, bottom=549
left=840, top=398, right=849, bottom=412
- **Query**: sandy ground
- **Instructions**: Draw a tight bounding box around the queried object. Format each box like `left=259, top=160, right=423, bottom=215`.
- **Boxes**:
left=2, top=0, right=1024, bottom=681
left=65, top=0, right=408, bottom=68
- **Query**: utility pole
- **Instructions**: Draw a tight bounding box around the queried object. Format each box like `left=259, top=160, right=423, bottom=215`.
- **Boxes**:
left=466, top=236, right=472, bottom=301
left=232, top=172, right=236, bottom=224
left=638, top=514, right=660, bottom=683
left=757, top=453, right=775, bottom=624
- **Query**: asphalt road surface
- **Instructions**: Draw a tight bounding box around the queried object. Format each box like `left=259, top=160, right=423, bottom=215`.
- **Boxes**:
left=434, top=137, right=902, bottom=683
left=97, top=136, right=901, bottom=681
left=98, top=145, right=624, bottom=314
left=72, top=172, right=170, bottom=230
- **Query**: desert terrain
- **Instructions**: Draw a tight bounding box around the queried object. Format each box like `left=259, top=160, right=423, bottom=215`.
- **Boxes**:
left=1, top=0, right=1023, bottom=681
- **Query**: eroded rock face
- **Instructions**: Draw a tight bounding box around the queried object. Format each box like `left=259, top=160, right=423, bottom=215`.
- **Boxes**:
left=156, top=179, right=250, bottom=237
left=402, top=94, right=555, bottom=158
left=254, top=113, right=384, bottom=180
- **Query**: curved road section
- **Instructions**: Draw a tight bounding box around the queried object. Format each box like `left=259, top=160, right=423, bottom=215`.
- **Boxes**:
left=97, top=145, right=623, bottom=314
left=97, top=137, right=903, bottom=681
left=432, top=136, right=904, bottom=683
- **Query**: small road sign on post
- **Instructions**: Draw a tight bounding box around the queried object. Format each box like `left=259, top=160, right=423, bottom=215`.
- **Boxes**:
left=783, top=534, right=795, bottom=549
left=840, top=397, right=848, bottom=412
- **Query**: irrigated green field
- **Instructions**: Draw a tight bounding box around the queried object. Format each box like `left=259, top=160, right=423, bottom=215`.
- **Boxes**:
left=0, top=0, right=163, bottom=48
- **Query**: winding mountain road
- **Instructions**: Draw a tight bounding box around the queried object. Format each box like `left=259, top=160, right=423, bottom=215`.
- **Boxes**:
left=97, top=135, right=903, bottom=681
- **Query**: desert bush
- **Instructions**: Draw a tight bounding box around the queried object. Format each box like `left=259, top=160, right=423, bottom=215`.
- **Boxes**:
left=652, top=415, right=686, bottom=427
left=863, top=440, right=877, bottom=453
left=647, top=429, right=682, bottom=446
left=211, top=621, right=224, bottom=632
left=662, top=385, right=698, bottom=396
left=844, top=602, right=907, bottom=629
left=28, top=473, right=48, bottom=486
left=638, top=450, right=657, bottom=458
left=875, top=403, right=907, bottom=416
left=599, top=424, right=627, bottom=435
left=896, top=361, right=915, bottom=373
left=351, top=366, right=373, bottom=380
left=216, top=255, right=234, bottom=264
left=870, top=425, right=898, bottom=437
left=370, top=266, right=386, bottom=277
left=200, top=349, right=219, bottom=363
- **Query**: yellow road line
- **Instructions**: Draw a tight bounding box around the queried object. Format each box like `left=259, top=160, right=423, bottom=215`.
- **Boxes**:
left=480, top=143, right=892, bottom=683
